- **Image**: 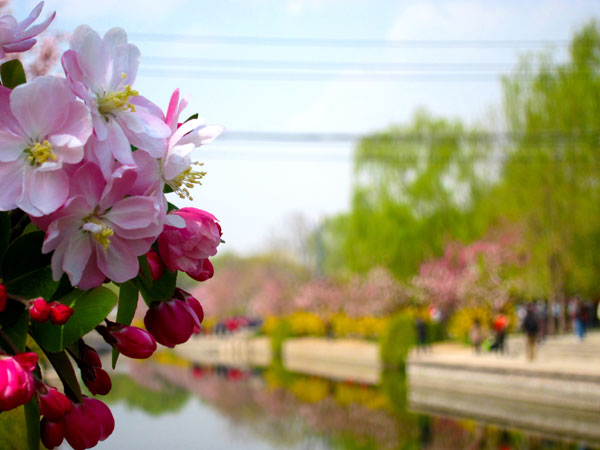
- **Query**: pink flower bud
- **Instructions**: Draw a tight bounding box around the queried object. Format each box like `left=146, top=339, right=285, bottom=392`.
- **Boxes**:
left=184, top=294, right=204, bottom=333
left=64, top=397, right=114, bottom=450
left=0, top=352, right=37, bottom=411
left=29, top=297, right=51, bottom=323
left=41, top=417, right=65, bottom=449
left=190, top=258, right=214, bottom=282
left=0, top=284, right=6, bottom=313
left=49, top=302, right=74, bottom=325
left=158, top=208, right=221, bottom=280
left=81, top=366, right=112, bottom=396
left=97, top=323, right=157, bottom=359
left=144, top=251, right=164, bottom=280
left=143, top=289, right=204, bottom=348
left=37, top=382, right=72, bottom=421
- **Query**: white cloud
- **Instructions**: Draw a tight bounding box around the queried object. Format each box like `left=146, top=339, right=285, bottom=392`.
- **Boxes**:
left=388, top=0, right=510, bottom=40
left=25, top=0, right=187, bottom=25
left=286, top=0, right=345, bottom=15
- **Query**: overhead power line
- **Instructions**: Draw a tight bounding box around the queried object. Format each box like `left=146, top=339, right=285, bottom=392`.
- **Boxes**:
left=143, top=57, right=525, bottom=71
left=130, top=33, right=570, bottom=48
left=218, top=130, right=600, bottom=144
left=141, top=67, right=585, bottom=82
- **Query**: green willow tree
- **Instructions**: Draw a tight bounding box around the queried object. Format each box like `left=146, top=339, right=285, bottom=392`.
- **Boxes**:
left=493, top=22, right=600, bottom=315
left=321, top=110, right=493, bottom=280
left=321, top=22, right=600, bottom=315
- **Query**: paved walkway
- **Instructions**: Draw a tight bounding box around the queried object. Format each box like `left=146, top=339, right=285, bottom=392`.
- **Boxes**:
left=409, top=331, right=600, bottom=380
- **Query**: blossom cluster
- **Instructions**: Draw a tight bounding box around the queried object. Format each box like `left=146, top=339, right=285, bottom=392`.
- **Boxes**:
left=0, top=3, right=223, bottom=449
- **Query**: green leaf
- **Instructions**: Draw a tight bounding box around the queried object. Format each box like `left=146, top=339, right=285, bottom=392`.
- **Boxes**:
left=112, top=282, right=139, bottom=368
left=31, top=287, right=117, bottom=352
left=184, top=113, right=199, bottom=123
left=167, top=202, right=178, bottom=212
left=21, top=222, right=40, bottom=236
left=24, top=398, right=40, bottom=450
left=0, top=212, right=9, bottom=267
left=5, top=266, right=58, bottom=300
left=0, top=59, right=26, bottom=89
left=0, top=406, right=28, bottom=449
left=44, top=350, right=82, bottom=402
left=137, top=266, right=177, bottom=305
left=3, top=231, right=52, bottom=282
left=50, top=274, right=75, bottom=301
left=0, top=302, right=28, bottom=352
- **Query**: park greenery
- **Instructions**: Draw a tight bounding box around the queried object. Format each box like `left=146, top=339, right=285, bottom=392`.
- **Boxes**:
left=198, top=22, right=600, bottom=349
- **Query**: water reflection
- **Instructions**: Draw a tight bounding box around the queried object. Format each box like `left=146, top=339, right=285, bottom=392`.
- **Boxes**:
left=95, top=355, right=598, bottom=450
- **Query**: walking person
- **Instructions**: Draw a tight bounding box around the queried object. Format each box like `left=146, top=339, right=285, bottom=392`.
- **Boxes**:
left=414, top=317, right=428, bottom=353
left=492, top=313, right=508, bottom=354
left=470, top=318, right=483, bottom=354
left=523, top=304, right=539, bottom=361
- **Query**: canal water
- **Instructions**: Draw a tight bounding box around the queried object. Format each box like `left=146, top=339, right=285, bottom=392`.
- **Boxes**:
left=92, top=355, right=599, bottom=450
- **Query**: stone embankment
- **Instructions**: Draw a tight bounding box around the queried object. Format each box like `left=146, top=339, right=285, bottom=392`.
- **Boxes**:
left=408, top=332, right=600, bottom=447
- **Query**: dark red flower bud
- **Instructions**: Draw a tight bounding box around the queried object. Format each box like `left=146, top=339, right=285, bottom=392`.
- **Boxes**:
left=144, top=289, right=204, bottom=348
left=0, top=284, right=6, bottom=313
left=49, top=302, right=73, bottom=325
left=41, top=417, right=65, bottom=449
left=189, top=258, right=214, bottom=282
left=37, top=382, right=72, bottom=421
left=144, top=251, right=164, bottom=281
left=81, top=366, right=112, bottom=396
left=79, top=342, right=102, bottom=368
left=64, top=397, right=114, bottom=450
left=97, top=323, right=157, bottom=359
left=29, top=297, right=51, bottom=323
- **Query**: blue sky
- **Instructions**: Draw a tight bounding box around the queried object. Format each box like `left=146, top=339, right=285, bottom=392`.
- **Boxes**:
left=14, top=0, right=600, bottom=254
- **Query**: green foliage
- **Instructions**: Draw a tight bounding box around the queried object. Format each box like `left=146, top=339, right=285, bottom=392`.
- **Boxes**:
left=24, top=398, right=40, bottom=450
left=31, top=287, right=117, bottom=352
left=493, top=21, right=600, bottom=299
left=0, top=59, right=26, bottom=88
left=43, top=350, right=82, bottom=402
left=0, top=301, right=28, bottom=352
left=0, top=212, right=10, bottom=267
left=137, top=255, right=177, bottom=304
left=2, top=231, right=58, bottom=299
left=103, top=373, right=190, bottom=416
left=379, top=314, right=415, bottom=369
left=320, top=21, right=600, bottom=306
left=321, top=111, right=490, bottom=281
left=267, top=318, right=292, bottom=361
left=0, top=406, right=29, bottom=449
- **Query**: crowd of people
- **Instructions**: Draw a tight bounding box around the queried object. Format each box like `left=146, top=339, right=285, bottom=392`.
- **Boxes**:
left=469, top=298, right=599, bottom=360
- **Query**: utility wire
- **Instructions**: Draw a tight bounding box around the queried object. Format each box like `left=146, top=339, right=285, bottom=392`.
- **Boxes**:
left=218, top=130, right=600, bottom=144
left=129, top=33, right=570, bottom=48
left=143, top=57, right=526, bottom=71
left=140, top=67, right=584, bottom=82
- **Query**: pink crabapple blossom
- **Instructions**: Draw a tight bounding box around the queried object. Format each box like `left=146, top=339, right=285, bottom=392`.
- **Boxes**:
left=61, top=25, right=170, bottom=169
left=39, top=162, right=164, bottom=289
left=158, top=207, right=221, bottom=281
left=0, top=76, right=92, bottom=216
left=0, top=1, right=55, bottom=59
left=161, top=89, right=223, bottom=201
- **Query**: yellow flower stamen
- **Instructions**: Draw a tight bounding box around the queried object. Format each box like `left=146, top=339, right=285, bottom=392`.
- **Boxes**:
left=93, top=226, right=114, bottom=251
left=25, top=140, right=57, bottom=166
left=97, top=84, right=139, bottom=117
left=167, top=162, right=206, bottom=201
left=82, top=217, right=114, bottom=251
